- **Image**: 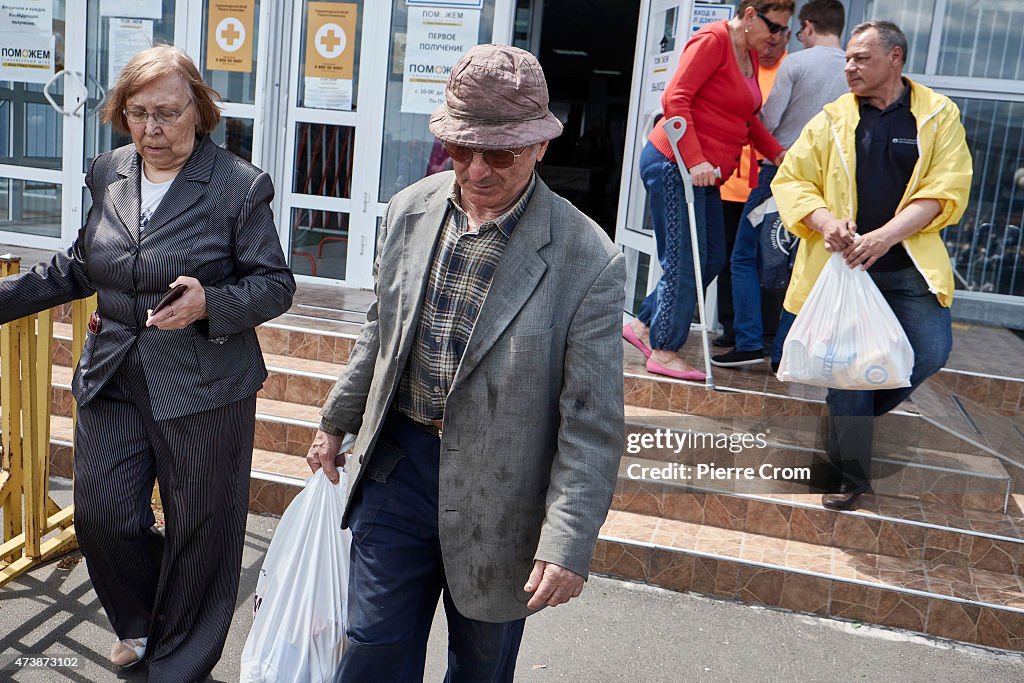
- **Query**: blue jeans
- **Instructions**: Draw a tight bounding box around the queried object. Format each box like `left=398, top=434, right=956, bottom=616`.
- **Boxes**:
left=337, top=412, right=526, bottom=683
left=730, top=163, right=778, bottom=352
left=637, top=142, right=726, bottom=351
left=824, top=267, right=952, bottom=491
left=772, top=309, right=795, bottom=364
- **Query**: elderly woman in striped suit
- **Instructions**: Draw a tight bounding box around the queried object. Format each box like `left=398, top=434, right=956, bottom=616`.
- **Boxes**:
left=0, top=46, right=295, bottom=680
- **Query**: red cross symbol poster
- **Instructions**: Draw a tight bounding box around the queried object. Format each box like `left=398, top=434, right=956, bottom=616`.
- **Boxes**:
left=206, top=0, right=255, bottom=73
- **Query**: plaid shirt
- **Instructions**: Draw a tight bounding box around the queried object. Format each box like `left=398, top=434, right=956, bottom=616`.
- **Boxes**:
left=396, top=174, right=537, bottom=424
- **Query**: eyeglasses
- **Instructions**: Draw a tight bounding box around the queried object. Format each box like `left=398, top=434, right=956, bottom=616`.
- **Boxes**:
left=123, top=100, right=193, bottom=126
left=757, top=11, right=789, bottom=35
left=443, top=142, right=529, bottom=169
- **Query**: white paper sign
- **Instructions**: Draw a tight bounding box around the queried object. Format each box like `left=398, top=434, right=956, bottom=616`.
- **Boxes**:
left=401, top=6, right=480, bottom=115
left=303, top=76, right=353, bottom=111
left=108, top=18, right=154, bottom=85
left=689, top=3, right=732, bottom=36
left=0, top=0, right=52, bottom=34
left=0, top=31, right=54, bottom=83
left=100, top=0, right=162, bottom=20
left=407, top=0, right=483, bottom=7
left=643, top=0, right=682, bottom=119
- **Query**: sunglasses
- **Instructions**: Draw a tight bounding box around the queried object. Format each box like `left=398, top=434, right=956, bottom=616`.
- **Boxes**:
left=757, top=11, right=789, bottom=35
left=443, top=142, right=529, bottom=169
left=796, top=19, right=815, bottom=40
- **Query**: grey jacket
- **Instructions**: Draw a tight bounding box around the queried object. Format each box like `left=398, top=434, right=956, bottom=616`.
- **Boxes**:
left=0, top=137, right=295, bottom=420
left=321, top=171, right=626, bottom=622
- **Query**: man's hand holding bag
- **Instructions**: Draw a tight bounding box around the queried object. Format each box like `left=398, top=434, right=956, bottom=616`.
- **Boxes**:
left=777, top=252, right=914, bottom=390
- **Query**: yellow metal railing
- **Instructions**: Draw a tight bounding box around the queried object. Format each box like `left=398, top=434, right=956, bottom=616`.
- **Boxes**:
left=0, top=255, right=95, bottom=587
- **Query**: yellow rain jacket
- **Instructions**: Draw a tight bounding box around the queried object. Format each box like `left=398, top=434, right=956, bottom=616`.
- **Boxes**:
left=772, top=78, right=973, bottom=314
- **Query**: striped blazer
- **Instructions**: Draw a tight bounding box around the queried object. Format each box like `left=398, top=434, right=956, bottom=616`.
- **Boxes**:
left=0, top=136, right=296, bottom=420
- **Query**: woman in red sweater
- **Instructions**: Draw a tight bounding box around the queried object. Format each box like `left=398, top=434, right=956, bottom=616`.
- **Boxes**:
left=624, top=0, right=793, bottom=379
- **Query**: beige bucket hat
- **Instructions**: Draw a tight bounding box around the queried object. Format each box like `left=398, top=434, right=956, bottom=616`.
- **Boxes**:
left=428, top=44, right=563, bottom=149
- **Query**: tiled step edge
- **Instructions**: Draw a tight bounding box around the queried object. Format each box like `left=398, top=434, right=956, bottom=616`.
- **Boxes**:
left=619, top=436, right=1012, bottom=514
left=933, top=369, right=1024, bottom=418
left=594, top=530, right=1024, bottom=652
left=257, top=322, right=358, bottom=365
left=612, top=475, right=1023, bottom=575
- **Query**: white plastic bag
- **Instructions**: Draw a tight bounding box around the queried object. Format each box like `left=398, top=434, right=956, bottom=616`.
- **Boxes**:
left=777, top=252, right=914, bottom=389
left=240, top=467, right=351, bottom=683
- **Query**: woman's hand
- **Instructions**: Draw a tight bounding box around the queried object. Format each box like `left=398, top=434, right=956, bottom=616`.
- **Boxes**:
left=688, top=161, right=718, bottom=187
left=146, top=276, right=207, bottom=330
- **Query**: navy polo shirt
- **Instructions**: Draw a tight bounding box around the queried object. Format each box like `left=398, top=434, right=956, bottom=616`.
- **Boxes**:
left=855, top=80, right=918, bottom=271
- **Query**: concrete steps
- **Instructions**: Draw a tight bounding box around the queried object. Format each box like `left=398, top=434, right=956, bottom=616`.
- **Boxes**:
left=623, top=410, right=1013, bottom=513
left=19, top=301, right=1023, bottom=652
left=594, top=509, right=1024, bottom=651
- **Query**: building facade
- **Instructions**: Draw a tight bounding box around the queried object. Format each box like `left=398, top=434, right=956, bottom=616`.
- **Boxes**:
left=1, top=0, right=1021, bottom=326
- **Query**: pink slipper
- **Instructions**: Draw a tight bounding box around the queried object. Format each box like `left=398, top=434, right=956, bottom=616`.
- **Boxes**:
left=622, top=323, right=652, bottom=358
left=646, top=358, right=706, bottom=381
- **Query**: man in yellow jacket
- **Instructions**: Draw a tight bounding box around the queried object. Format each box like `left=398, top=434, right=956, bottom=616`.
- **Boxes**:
left=772, top=20, right=972, bottom=510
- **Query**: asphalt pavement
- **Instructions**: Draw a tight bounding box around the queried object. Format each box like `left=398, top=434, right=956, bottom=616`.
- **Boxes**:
left=0, top=478, right=1021, bottom=682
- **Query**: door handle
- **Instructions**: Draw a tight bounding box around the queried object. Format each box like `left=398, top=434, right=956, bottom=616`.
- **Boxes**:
left=85, top=73, right=107, bottom=113
left=43, top=70, right=88, bottom=117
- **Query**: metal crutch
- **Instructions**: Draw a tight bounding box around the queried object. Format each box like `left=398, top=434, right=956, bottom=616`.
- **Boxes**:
left=662, top=116, right=716, bottom=389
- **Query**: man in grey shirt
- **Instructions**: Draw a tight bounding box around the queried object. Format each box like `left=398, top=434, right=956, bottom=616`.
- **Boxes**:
left=713, top=0, right=849, bottom=369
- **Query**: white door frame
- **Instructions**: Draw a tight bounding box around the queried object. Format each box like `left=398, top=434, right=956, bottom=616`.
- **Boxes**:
left=273, top=0, right=390, bottom=290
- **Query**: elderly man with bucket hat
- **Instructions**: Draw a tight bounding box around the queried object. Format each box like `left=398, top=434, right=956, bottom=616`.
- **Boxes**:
left=306, top=44, right=626, bottom=681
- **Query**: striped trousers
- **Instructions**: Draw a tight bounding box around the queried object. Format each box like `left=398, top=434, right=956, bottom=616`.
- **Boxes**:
left=73, top=347, right=255, bottom=682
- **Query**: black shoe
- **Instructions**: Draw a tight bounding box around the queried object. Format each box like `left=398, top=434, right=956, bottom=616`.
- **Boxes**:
left=770, top=360, right=780, bottom=374
left=822, top=482, right=869, bottom=511
left=711, top=348, right=765, bottom=367
left=712, top=334, right=735, bottom=348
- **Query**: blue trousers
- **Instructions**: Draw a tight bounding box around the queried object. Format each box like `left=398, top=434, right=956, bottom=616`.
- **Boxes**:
left=337, top=412, right=526, bottom=683
left=637, top=142, right=726, bottom=351
left=824, top=267, right=952, bottom=491
left=730, top=163, right=779, bottom=352
left=772, top=309, right=795, bottom=365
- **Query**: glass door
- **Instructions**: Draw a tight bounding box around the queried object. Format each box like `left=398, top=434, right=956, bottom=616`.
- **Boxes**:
left=77, top=0, right=186, bottom=236
left=0, top=1, right=79, bottom=249
left=184, top=0, right=272, bottom=165
left=0, top=0, right=170, bottom=249
left=280, top=0, right=380, bottom=287
left=281, top=0, right=515, bottom=288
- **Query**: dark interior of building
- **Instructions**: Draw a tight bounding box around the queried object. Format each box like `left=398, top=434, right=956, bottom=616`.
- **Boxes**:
left=526, top=0, right=642, bottom=237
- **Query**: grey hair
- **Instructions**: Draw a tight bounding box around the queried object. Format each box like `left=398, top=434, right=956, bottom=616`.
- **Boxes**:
left=851, top=20, right=908, bottom=66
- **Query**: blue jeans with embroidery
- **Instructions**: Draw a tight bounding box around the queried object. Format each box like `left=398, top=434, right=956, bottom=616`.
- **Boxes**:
left=825, top=266, right=952, bottom=491
left=637, top=142, right=726, bottom=351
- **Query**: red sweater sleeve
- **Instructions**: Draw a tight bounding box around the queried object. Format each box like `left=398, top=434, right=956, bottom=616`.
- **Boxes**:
left=749, top=116, right=784, bottom=161
left=660, top=31, right=724, bottom=168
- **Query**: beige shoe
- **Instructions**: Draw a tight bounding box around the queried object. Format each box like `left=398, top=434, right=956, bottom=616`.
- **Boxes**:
left=110, top=637, right=147, bottom=669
